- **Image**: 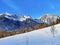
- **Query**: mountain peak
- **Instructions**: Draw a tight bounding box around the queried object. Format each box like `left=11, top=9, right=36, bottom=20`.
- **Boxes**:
left=4, top=12, right=11, bottom=15
left=0, top=12, right=11, bottom=16
left=19, top=15, right=31, bottom=21
left=38, top=14, right=60, bottom=24
left=0, top=13, right=31, bottom=21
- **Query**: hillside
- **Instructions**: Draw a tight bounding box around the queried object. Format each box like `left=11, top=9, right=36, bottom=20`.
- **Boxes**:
left=0, top=24, right=60, bottom=45
left=0, top=13, right=60, bottom=38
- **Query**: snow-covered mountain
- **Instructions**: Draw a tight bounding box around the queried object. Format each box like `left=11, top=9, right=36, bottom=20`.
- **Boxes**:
left=0, top=12, right=48, bottom=31
left=0, top=13, right=60, bottom=31
left=38, top=14, right=60, bottom=24
left=0, top=24, right=60, bottom=45
left=0, top=12, right=31, bottom=21
left=34, top=19, right=48, bottom=25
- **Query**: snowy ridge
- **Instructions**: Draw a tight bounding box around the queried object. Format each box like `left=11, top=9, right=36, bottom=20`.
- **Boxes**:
left=5, top=12, right=12, bottom=15
left=39, top=14, right=60, bottom=24
left=0, top=12, right=31, bottom=21
left=19, top=15, right=31, bottom=21
left=0, top=24, right=60, bottom=45
left=0, top=13, right=60, bottom=23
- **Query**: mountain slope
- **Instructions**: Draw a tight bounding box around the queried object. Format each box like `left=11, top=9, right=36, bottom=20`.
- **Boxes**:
left=0, top=13, right=47, bottom=31
left=0, top=13, right=31, bottom=21
left=39, top=14, right=60, bottom=24
left=0, top=24, right=60, bottom=45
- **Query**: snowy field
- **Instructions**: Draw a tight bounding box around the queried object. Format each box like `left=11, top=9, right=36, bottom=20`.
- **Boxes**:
left=0, top=24, right=60, bottom=45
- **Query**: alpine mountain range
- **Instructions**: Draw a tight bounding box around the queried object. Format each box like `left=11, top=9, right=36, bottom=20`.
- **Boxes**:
left=0, top=12, right=59, bottom=31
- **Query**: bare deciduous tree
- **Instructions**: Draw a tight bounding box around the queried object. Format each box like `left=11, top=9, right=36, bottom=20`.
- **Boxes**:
left=47, top=16, right=57, bottom=38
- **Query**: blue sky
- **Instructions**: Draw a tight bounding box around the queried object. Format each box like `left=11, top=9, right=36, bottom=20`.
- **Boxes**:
left=0, top=0, right=60, bottom=18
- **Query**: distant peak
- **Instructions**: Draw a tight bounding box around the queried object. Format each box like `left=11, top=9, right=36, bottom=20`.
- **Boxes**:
left=23, top=15, right=30, bottom=18
left=4, top=12, right=11, bottom=15
left=19, top=15, right=31, bottom=21
left=0, top=12, right=32, bottom=21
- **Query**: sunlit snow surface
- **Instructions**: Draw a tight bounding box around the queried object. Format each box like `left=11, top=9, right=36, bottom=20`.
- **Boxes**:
left=0, top=24, right=60, bottom=45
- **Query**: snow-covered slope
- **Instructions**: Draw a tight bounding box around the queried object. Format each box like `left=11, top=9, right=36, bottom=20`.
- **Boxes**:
left=0, top=24, right=60, bottom=45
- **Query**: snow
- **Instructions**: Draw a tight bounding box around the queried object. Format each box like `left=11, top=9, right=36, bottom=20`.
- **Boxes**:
left=5, top=15, right=31, bottom=21
left=19, top=15, right=31, bottom=21
left=39, top=14, right=60, bottom=24
left=5, top=12, right=11, bottom=15
left=4, top=15, right=9, bottom=18
left=0, top=24, right=60, bottom=45
left=23, top=15, right=31, bottom=19
left=0, top=13, right=31, bottom=21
